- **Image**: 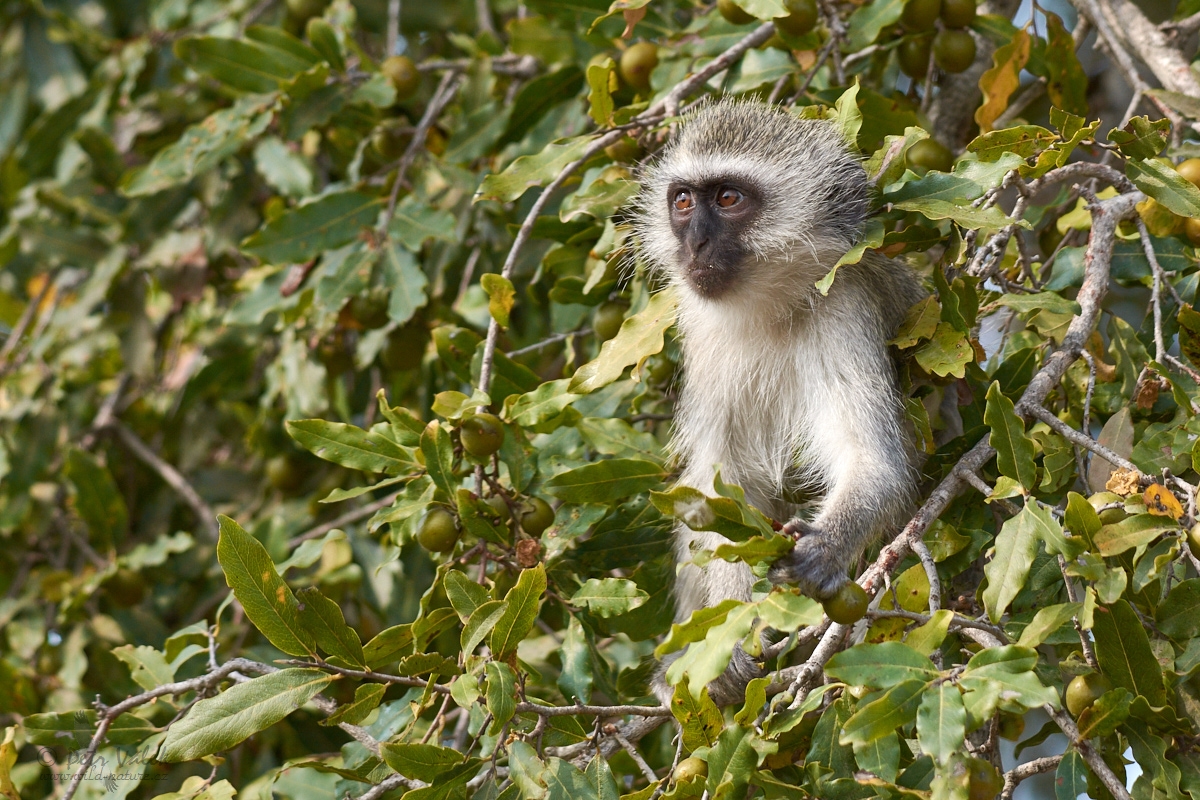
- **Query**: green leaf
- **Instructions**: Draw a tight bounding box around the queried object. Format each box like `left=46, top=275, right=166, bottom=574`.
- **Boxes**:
left=286, top=419, right=416, bottom=474
left=666, top=602, right=759, bottom=697
left=825, top=642, right=939, bottom=688
left=158, top=669, right=331, bottom=761
left=916, top=682, right=965, bottom=766
left=1157, top=578, right=1200, bottom=640
left=489, top=564, right=546, bottom=659
left=984, top=382, right=1037, bottom=491
left=381, top=241, right=429, bottom=326
left=558, top=616, right=594, bottom=703
left=174, top=36, right=303, bottom=93
left=586, top=60, right=615, bottom=126
left=1127, top=158, right=1200, bottom=217
left=1093, top=513, right=1174, bottom=557
left=380, top=743, right=467, bottom=783
left=477, top=138, right=590, bottom=202
left=387, top=197, right=456, bottom=250
left=321, top=683, right=386, bottom=726
left=671, top=682, right=724, bottom=751
left=462, top=600, right=506, bottom=655
left=1092, top=600, right=1168, bottom=707
left=967, top=125, right=1056, bottom=162
left=485, top=661, right=518, bottom=734
left=505, top=379, right=582, bottom=428
left=570, top=578, right=648, bottom=617
left=65, top=448, right=128, bottom=551
left=1076, top=688, right=1131, bottom=739
left=893, top=197, right=1024, bottom=231
left=500, top=66, right=584, bottom=146
left=1015, top=602, right=1081, bottom=648
left=420, top=421, right=457, bottom=497
left=845, top=0, right=904, bottom=50
left=295, top=586, right=365, bottom=668
left=544, top=459, right=666, bottom=504
left=913, top=322, right=974, bottom=378
left=123, top=97, right=275, bottom=197
left=569, top=289, right=677, bottom=393
left=1042, top=13, right=1087, bottom=115
left=1108, top=116, right=1169, bottom=159
left=1055, top=750, right=1088, bottom=800
left=840, top=679, right=929, bottom=746
left=216, top=516, right=315, bottom=657
left=444, top=569, right=490, bottom=622
left=981, top=502, right=1041, bottom=622
left=242, top=191, right=381, bottom=265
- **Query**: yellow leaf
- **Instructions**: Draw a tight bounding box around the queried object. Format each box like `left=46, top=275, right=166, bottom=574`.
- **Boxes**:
left=975, top=30, right=1031, bottom=133
left=1143, top=484, right=1184, bottom=520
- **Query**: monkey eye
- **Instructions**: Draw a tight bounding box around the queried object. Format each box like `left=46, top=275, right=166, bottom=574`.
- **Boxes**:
left=673, top=190, right=694, bottom=211
left=716, top=187, right=743, bottom=208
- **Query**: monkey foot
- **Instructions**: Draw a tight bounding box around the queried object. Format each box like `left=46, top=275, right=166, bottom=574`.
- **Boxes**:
left=768, top=524, right=849, bottom=600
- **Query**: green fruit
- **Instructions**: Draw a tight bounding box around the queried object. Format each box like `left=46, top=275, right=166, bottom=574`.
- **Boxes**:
left=286, top=0, right=326, bottom=20
left=317, top=335, right=354, bottom=376
left=718, top=0, right=757, bottom=24
left=822, top=581, right=869, bottom=624
left=372, top=119, right=413, bottom=160
left=381, top=322, right=428, bottom=371
left=997, top=712, right=1025, bottom=741
left=417, top=508, right=460, bottom=553
left=906, top=138, right=953, bottom=173
left=266, top=455, right=305, bottom=491
left=939, top=0, right=976, bottom=27
left=593, top=301, right=628, bottom=341
left=673, top=757, right=708, bottom=783
left=349, top=288, right=390, bottom=329
left=619, top=42, right=658, bottom=93
left=517, top=496, right=555, bottom=536
left=897, top=35, right=933, bottom=78
left=966, top=759, right=1002, bottom=800
left=901, top=0, right=941, bottom=30
left=777, top=0, right=819, bottom=34
left=461, top=413, right=505, bottom=458
left=485, top=495, right=511, bottom=523
left=1188, top=523, right=1200, bottom=558
left=1065, top=673, right=1113, bottom=716
left=381, top=55, right=421, bottom=100
left=1178, top=158, right=1200, bottom=187
left=1185, top=217, right=1200, bottom=246
left=933, top=29, right=976, bottom=73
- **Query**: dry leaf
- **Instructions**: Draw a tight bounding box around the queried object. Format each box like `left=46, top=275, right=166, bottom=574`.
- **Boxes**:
left=1106, top=468, right=1140, bottom=496
left=1144, top=483, right=1184, bottom=520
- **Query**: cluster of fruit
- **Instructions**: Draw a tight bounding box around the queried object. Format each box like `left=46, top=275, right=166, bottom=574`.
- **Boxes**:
left=896, top=0, right=978, bottom=78
left=416, top=413, right=555, bottom=554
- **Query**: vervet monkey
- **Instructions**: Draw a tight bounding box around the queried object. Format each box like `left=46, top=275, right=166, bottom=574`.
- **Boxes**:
left=633, top=99, right=923, bottom=705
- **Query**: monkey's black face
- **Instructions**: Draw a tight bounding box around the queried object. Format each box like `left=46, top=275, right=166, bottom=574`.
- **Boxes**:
left=667, top=180, right=759, bottom=299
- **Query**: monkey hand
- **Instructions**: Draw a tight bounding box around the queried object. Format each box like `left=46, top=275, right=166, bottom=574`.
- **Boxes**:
left=767, top=520, right=848, bottom=600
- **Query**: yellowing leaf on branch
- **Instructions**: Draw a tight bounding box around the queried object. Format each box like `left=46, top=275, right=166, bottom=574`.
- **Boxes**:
left=975, top=30, right=1031, bottom=134
left=1143, top=483, right=1184, bottom=519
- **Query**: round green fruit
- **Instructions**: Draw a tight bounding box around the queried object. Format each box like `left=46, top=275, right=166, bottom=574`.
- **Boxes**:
left=381, top=55, right=420, bottom=101
left=966, top=759, right=1003, bottom=800
left=619, top=42, right=658, bottom=93
left=372, top=119, right=413, bottom=160
left=901, top=0, right=942, bottom=30
left=286, top=0, right=326, bottom=20
left=417, top=508, right=460, bottom=553
left=822, top=581, right=869, bottom=624
left=933, top=29, right=976, bottom=73
left=517, top=496, right=555, bottom=536
left=349, top=289, right=390, bottom=329
left=1065, top=673, right=1113, bottom=716
left=593, top=301, right=628, bottom=342
left=940, top=0, right=976, bottom=27
left=997, top=712, right=1025, bottom=741
left=718, top=0, right=757, bottom=24
left=1188, top=523, right=1200, bottom=558
left=776, top=0, right=819, bottom=35
left=485, top=495, right=511, bottom=523
left=897, top=35, right=934, bottom=78
left=267, top=455, right=305, bottom=492
left=673, top=757, right=708, bottom=783
left=461, top=413, right=505, bottom=458
left=907, top=138, right=954, bottom=173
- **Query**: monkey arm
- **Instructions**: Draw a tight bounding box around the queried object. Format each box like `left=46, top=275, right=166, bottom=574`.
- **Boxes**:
left=767, top=309, right=916, bottom=599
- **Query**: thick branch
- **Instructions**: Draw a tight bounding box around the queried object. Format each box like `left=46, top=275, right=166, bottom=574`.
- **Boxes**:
left=1046, top=707, right=1133, bottom=800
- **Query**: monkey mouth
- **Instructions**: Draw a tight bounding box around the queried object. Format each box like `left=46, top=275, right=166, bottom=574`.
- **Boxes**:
left=684, top=260, right=737, bottom=298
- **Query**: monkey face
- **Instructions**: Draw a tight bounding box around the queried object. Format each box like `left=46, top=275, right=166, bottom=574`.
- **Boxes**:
left=666, top=179, right=761, bottom=299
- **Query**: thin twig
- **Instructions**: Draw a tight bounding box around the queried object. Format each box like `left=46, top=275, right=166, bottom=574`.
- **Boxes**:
left=286, top=490, right=402, bottom=547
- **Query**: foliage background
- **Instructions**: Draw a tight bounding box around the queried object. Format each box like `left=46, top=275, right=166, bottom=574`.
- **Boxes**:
left=3, top=0, right=1200, bottom=799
